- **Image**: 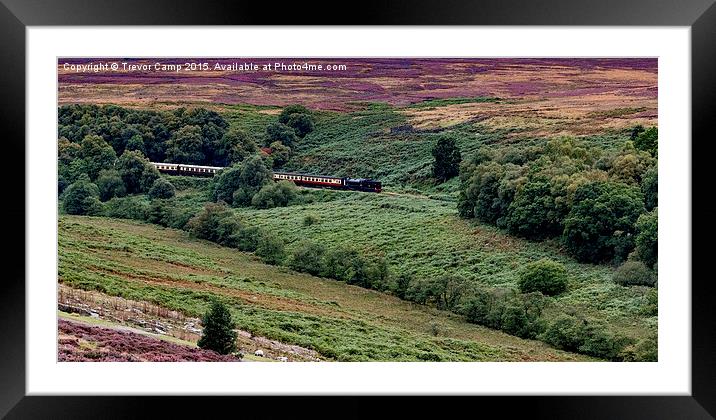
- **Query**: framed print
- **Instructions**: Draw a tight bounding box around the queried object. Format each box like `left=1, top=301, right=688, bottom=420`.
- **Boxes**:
left=3, top=0, right=714, bottom=418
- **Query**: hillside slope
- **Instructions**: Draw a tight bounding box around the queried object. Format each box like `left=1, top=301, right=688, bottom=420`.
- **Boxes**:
left=58, top=215, right=592, bottom=361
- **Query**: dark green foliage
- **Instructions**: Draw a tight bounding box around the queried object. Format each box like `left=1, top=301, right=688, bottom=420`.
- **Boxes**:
left=629, top=125, right=645, bottom=141
left=215, top=128, right=259, bottom=166
left=278, top=104, right=315, bottom=138
left=634, top=209, right=657, bottom=268
left=95, top=169, right=126, bottom=201
left=613, top=261, right=656, bottom=287
left=288, top=241, right=326, bottom=276
left=562, top=181, right=645, bottom=263
left=58, top=104, right=228, bottom=165
left=251, top=181, right=298, bottom=209
left=255, top=232, right=286, bottom=265
left=408, top=275, right=469, bottom=311
left=641, top=166, right=658, bottom=211
left=102, top=196, right=150, bottom=220
left=166, top=125, right=205, bottom=164
left=392, top=274, right=413, bottom=300
left=125, top=134, right=145, bottom=154
left=212, top=165, right=243, bottom=205
left=269, top=141, right=291, bottom=168
left=148, top=178, right=176, bottom=200
left=116, top=150, right=160, bottom=194
left=186, top=203, right=244, bottom=246
left=504, top=180, right=564, bottom=239
left=286, top=113, right=315, bottom=138
left=634, top=127, right=658, bottom=157
left=541, top=314, right=632, bottom=360
left=62, top=178, right=103, bottom=215
left=146, top=199, right=194, bottom=229
left=462, top=288, right=546, bottom=339
left=197, top=301, right=237, bottom=355
left=231, top=226, right=263, bottom=252
left=458, top=161, right=508, bottom=223
left=431, top=137, right=462, bottom=182
left=320, top=246, right=388, bottom=290
left=266, top=122, right=299, bottom=148
left=234, top=156, right=273, bottom=206
left=518, top=259, right=568, bottom=296
left=80, top=134, right=117, bottom=180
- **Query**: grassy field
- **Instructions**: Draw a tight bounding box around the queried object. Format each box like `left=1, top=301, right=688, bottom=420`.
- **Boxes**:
left=233, top=190, right=656, bottom=340
left=59, top=215, right=592, bottom=361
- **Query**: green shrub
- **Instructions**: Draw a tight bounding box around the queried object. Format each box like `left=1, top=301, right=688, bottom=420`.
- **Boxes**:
left=251, top=181, right=298, bottom=209
left=255, top=232, right=286, bottom=265
left=620, top=336, right=657, bottom=362
left=96, top=169, right=126, bottom=202
left=541, top=314, right=632, bottom=360
left=613, top=261, right=656, bottom=287
left=518, top=259, right=568, bottom=296
left=116, top=150, right=159, bottom=194
left=146, top=199, right=192, bottom=229
left=462, top=288, right=546, bottom=339
left=148, top=178, right=176, bottom=200
left=392, top=273, right=413, bottom=300
left=302, top=213, right=320, bottom=226
left=185, top=203, right=243, bottom=246
left=62, top=178, right=103, bottom=215
left=230, top=226, right=263, bottom=252
left=288, top=241, right=326, bottom=276
left=103, top=196, right=150, bottom=221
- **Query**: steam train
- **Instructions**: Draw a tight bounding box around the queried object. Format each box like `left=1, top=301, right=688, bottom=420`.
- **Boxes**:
left=150, top=162, right=382, bottom=193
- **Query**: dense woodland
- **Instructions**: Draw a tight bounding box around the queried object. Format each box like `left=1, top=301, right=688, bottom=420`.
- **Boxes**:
left=57, top=103, right=658, bottom=361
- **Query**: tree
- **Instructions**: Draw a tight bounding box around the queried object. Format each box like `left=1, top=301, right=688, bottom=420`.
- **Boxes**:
left=116, top=150, right=160, bottom=194
left=62, top=178, right=103, bottom=215
left=186, top=202, right=243, bottom=246
left=232, top=156, right=272, bottom=207
left=562, top=181, right=645, bottom=263
left=80, top=134, right=117, bottom=180
left=431, top=137, right=462, bottom=182
left=613, top=261, right=656, bottom=287
left=641, top=166, right=657, bottom=211
left=504, top=179, right=564, bottom=239
left=251, top=181, right=298, bottom=209
left=269, top=141, right=291, bottom=168
left=518, top=259, right=569, bottom=296
left=125, top=134, right=146, bottom=154
left=278, top=105, right=315, bottom=138
left=634, top=127, right=658, bottom=157
left=266, top=122, right=298, bottom=148
left=96, top=169, right=126, bottom=201
left=286, top=113, right=315, bottom=138
left=148, top=178, right=176, bottom=199
left=215, top=128, right=259, bottom=166
left=212, top=165, right=243, bottom=205
left=197, top=301, right=237, bottom=355
left=166, top=125, right=205, bottom=164
left=634, top=209, right=658, bottom=268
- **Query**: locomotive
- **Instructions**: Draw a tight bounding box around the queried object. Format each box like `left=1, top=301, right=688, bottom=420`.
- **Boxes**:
left=150, top=162, right=382, bottom=193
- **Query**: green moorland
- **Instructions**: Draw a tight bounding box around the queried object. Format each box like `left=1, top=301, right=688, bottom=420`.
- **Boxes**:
left=58, top=215, right=591, bottom=362
left=57, top=98, right=657, bottom=361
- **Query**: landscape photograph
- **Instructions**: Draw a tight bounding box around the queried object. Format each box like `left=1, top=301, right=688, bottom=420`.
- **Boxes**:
left=57, top=57, right=658, bottom=362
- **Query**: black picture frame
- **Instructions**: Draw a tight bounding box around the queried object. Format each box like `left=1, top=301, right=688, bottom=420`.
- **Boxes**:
left=2, top=1, right=713, bottom=418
